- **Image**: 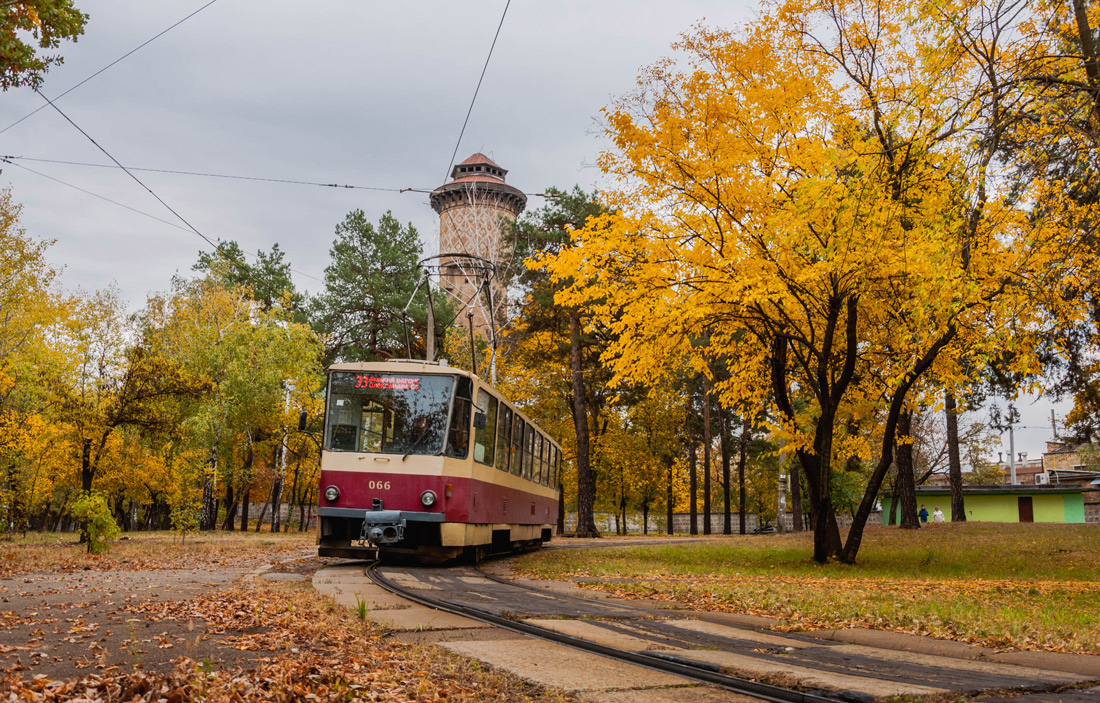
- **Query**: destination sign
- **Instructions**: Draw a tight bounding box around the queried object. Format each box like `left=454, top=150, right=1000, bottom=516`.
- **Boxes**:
left=354, top=375, right=421, bottom=391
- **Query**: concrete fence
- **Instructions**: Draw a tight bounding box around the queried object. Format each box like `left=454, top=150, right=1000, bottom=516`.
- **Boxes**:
left=563, top=511, right=858, bottom=535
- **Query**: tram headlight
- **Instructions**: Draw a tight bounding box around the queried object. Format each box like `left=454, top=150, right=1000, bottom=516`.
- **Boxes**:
left=420, top=490, right=437, bottom=507
left=324, top=485, right=340, bottom=503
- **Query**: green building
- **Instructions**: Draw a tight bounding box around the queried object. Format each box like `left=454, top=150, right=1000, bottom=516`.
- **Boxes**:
left=881, top=485, right=1087, bottom=524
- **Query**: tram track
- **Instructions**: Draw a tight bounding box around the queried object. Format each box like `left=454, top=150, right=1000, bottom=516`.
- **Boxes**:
left=361, top=560, right=1100, bottom=703
left=367, top=561, right=857, bottom=703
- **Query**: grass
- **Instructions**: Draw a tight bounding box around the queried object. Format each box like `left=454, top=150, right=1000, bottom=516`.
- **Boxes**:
left=0, top=530, right=315, bottom=576
left=515, top=522, right=1100, bottom=654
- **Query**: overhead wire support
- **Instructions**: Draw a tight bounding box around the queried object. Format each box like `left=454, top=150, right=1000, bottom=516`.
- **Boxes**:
left=1, top=0, right=220, bottom=136
left=443, top=0, right=511, bottom=182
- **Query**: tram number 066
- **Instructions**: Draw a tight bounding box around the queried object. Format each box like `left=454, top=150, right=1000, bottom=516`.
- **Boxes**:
left=368, top=481, right=391, bottom=490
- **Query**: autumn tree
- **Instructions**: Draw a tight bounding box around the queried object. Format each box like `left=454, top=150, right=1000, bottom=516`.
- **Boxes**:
left=0, top=0, right=88, bottom=90
left=0, top=187, right=63, bottom=531
left=509, top=186, right=616, bottom=537
left=53, top=287, right=209, bottom=497
left=545, top=0, right=1091, bottom=563
left=145, top=274, right=322, bottom=532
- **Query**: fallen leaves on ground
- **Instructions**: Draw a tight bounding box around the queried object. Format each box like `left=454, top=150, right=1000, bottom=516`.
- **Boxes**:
left=2, top=580, right=564, bottom=703
left=0, top=534, right=315, bottom=578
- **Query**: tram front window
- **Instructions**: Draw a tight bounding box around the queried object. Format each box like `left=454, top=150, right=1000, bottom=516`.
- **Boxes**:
left=326, top=372, right=454, bottom=456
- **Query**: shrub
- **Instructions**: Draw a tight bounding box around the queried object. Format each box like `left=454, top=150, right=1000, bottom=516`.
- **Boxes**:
left=70, top=493, right=121, bottom=554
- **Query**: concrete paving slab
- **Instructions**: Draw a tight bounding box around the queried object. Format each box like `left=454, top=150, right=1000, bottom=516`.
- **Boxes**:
left=525, top=619, right=682, bottom=652
left=989, top=650, right=1100, bottom=677
left=383, top=574, right=441, bottom=590
left=440, top=638, right=692, bottom=691
left=457, top=576, right=495, bottom=586
left=977, top=685, right=1100, bottom=703
left=678, top=650, right=948, bottom=697
left=809, top=627, right=995, bottom=659
left=829, top=644, right=1086, bottom=685
left=261, top=572, right=307, bottom=582
left=331, top=590, right=412, bottom=611
left=661, top=619, right=816, bottom=649
left=695, top=611, right=784, bottom=629
left=580, top=684, right=759, bottom=703
left=364, top=604, right=490, bottom=631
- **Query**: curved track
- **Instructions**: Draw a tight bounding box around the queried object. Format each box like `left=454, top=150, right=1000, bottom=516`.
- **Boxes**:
left=367, top=562, right=839, bottom=703
left=365, top=561, right=1098, bottom=702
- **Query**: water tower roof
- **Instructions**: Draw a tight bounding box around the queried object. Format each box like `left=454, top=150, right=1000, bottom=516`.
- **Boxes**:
left=449, top=153, right=508, bottom=183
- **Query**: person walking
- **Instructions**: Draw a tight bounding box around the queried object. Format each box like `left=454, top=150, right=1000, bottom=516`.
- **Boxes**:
left=932, top=506, right=945, bottom=523
left=919, top=505, right=929, bottom=523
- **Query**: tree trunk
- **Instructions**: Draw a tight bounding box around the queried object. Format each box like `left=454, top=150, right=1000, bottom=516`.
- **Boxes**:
left=240, top=484, right=251, bottom=532
left=254, top=500, right=268, bottom=532
left=642, top=500, right=649, bottom=535
left=688, top=415, right=698, bottom=536
left=896, top=411, right=920, bottom=529
left=945, top=391, right=966, bottom=522
left=789, top=460, right=803, bottom=531
left=222, top=483, right=236, bottom=531
left=738, top=415, right=749, bottom=535
left=665, top=456, right=674, bottom=535
left=570, top=311, right=599, bottom=537
left=888, top=466, right=899, bottom=525
left=80, top=438, right=93, bottom=492
left=720, top=407, right=732, bottom=535
left=702, top=377, right=712, bottom=535
left=200, top=446, right=218, bottom=531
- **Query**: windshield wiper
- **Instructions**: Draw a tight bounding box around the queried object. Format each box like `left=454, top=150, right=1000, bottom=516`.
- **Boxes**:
left=402, top=432, right=433, bottom=462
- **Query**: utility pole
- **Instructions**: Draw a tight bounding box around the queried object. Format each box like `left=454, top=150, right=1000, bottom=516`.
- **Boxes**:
left=1008, top=404, right=1017, bottom=485
left=1052, top=409, right=1058, bottom=440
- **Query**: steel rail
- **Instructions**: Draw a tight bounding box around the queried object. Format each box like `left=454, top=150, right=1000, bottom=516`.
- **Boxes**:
left=366, top=563, right=846, bottom=703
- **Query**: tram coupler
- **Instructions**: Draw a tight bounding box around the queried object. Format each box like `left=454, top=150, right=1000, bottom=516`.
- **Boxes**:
left=357, top=509, right=408, bottom=547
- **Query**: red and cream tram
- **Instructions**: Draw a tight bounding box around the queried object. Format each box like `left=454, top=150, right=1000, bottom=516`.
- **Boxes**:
left=316, top=360, right=561, bottom=561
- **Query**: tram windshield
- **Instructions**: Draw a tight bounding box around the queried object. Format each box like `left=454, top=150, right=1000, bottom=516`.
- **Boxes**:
left=325, top=372, right=454, bottom=456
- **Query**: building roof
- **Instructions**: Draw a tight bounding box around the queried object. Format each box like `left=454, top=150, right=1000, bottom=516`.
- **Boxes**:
left=885, top=485, right=1085, bottom=496
left=448, top=153, right=508, bottom=184
left=430, top=152, right=527, bottom=215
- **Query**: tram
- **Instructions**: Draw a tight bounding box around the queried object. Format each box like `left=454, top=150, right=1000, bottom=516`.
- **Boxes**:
left=316, top=359, right=561, bottom=562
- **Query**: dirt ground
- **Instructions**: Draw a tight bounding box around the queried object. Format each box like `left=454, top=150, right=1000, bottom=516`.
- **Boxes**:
left=0, top=548, right=324, bottom=680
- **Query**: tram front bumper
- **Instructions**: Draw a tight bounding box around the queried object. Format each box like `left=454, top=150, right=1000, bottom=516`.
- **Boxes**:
left=317, top=507, right=445, bottom=547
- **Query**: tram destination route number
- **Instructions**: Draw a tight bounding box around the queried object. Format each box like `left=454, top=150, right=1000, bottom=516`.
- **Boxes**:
left=354, top=375, right=420, bottom=391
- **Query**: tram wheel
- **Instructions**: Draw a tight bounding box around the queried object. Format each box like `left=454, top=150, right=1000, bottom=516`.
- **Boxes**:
left=463, top=545, right=488, bottom=565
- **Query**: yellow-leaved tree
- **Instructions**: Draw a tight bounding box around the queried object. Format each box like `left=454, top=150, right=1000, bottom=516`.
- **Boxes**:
left=542, top=0, right=1093, bottom=563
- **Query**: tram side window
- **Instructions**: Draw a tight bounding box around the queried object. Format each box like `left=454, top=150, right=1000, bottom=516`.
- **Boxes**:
left=523, top=424, right=535, bottom=479
left=495, top=405, right=512, bottom=472
left=537, top=435, right=547, bottom=485
left=445, top=377, right=472, bottom=458
left=548, top=446, right=557, bottom=487
left=532, top=435, right=541, bottom=484
left=474, top=390, right=498, bottom=466
left=510, top=418, right=525, bottom=475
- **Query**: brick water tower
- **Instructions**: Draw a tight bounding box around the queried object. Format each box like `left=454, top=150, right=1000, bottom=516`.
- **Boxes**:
left=430, top=153, right=527, bottom=338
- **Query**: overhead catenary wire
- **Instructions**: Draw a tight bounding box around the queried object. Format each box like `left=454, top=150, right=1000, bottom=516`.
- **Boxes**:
left=0, top=0, right=220, bottom=136
left=0, top=156, right=326, bottom=285
left=0, top=155, right=415, bottom=192
left=443, top=0, right=511, bottom=182
left=35, top=88, right=222, bottom=251
left=0, top=154, right=559, bottom=197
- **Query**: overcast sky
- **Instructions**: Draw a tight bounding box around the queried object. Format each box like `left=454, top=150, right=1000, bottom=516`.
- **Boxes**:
left=0, top=0, right=1065, bottom=459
